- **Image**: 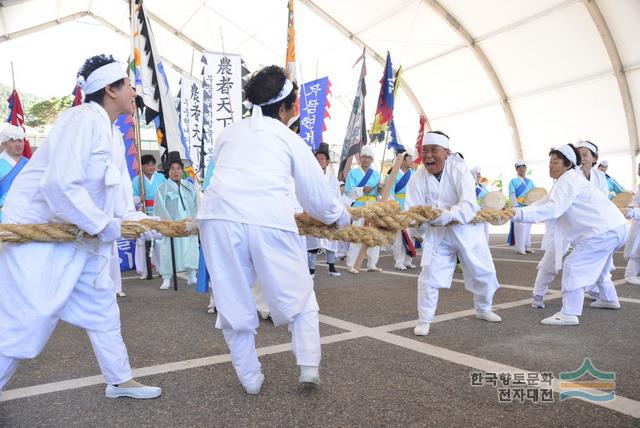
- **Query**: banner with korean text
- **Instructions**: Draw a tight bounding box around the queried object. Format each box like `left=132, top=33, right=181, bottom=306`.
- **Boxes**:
left=298, top=77, right=330, bottom=152
left=201, top=52, right=243, bottom=170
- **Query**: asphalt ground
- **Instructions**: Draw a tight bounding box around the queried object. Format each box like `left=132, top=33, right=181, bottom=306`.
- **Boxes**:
left=1, top=234, right=639, bottom=427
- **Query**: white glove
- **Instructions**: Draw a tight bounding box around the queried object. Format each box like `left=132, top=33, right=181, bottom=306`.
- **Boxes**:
left=625, top=207, right=640, bottom=220
left=430, top=211, right=453, bottom=227
left=336, top=209, right=352, bottom=229
left=512, top=208, right=524, bottom=223
left=98, top=219, right=122, bottom=243
left=140, top=229, right=163, bottom=241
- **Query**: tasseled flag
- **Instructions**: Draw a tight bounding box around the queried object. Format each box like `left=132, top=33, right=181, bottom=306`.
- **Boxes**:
left=130, top=0, right=187, bottom=165
left=6, top=89, right=32, bottom=158
left=115, top=114, right=140, bottom=179
left=370, top=52, right=394, bottom=143
left=72, top=85, right=83, bottom=107
left=338, top=49, right=368, bottom=180
left=285, top=0, right=297, bottom=83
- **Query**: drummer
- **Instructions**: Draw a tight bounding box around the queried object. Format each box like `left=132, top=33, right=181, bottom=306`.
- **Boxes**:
left=516, top=144, right=625, bottom=325
left=508, top=160, right=535, bottom=255
left=624, top=162, right=640, bottom=285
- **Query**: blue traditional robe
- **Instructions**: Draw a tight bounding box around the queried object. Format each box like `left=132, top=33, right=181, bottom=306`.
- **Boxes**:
left=345, top=167, right=381, bottom=207
left=0, top=152, right=28, bottom=221
left=393, top=169, right=413, bottom=210
left=131, top=172, right=167, bottom=216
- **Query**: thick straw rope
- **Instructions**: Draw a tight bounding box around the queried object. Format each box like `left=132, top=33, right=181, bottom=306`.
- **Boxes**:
left=0, top=201, right=516, bottom=245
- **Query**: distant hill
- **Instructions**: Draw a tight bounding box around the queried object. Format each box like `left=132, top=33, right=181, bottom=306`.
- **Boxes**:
left=0, top=82, right=42, bottom=123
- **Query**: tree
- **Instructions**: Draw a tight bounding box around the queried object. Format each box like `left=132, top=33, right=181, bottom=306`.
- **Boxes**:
left=26, top=96, right=73, bottom=128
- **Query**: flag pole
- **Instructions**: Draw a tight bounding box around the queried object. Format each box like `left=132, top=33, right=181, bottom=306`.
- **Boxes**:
left=130, top=0, right=153, bottom=279
left=10, top=61, right=15, bottom=89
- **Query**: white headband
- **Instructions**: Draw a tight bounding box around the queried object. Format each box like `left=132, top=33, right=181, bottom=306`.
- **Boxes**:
left=258, top=79, right=294, bottom=106
left=76, top=62, right=127, bottom=95
left=515, top=159, right=526, bottom=168
left=557, top=144, right=577, bottom=167
left=575, top=140, right=598, bottom=155
left=422, top=132, right=449, bottom=149
left=250, top=79, right=295, bottom=130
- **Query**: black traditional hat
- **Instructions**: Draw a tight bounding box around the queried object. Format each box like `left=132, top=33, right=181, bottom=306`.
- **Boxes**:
left=159, top=151, right=193, bottom=171
left=315, top=142, right=331, bottom=159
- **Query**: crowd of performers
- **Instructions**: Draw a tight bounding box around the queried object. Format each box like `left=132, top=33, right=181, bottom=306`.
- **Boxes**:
left=0, top=54, right=639, bottom=400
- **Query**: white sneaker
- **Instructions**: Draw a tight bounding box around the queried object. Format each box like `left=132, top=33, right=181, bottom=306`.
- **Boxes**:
left=243, top=373, right=265, bottom=395
left=394, top=263, right=407, bottom=270
left=525, top=249, right=535, bottom=254
left=413, top=323, right=430, bottom=336
left=626, top=276, right=640, bottom=285
left=327, top=271, right=342, bottom=277
left=476, top=311, right=502, bottom=322
left=299, top=366, right=320, bottom=386
left=159, top=279, right=171, bottom=290
left=206, top=305, right=216, bottom=314
left=116, top=291, right=126, bottom=298
left=541, top=312, right=579, bottom=326
left=187, top=274, right=197, bottom=286
left=515, top=250, right=527, bottom=255
left=590, top=299, right=621, bottom=309
left=368, top=267, right=383, bottom=272
left=531, top=294, right=545, bottom=309
left=259, top=310, right=270, bottom=320
left=310, top=273, right=315, bottom=279
left=405, top=263, right=416, bottom=269
left=105, top=380, right=162, bottom=399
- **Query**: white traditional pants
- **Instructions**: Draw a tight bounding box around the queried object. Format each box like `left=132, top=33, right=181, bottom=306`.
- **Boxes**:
left=134, top=237, right=160, bottom=277
left=625, top=258, right=640, bottom=280
left=252, top=281, right=270, bottom=316
left=559, top=225, right=625, bottom=316
left=417, top=236, right=499, bottom=323
left=393, top=231, right=413, bottom=267
left=308, top=250, right=337, bottom=270
left=346, top=218, right=380, bottom=269
left=514, top=221, right=532, bottom=253
left=0, top=242, right=133, bottom=391
left=199, top=220, right=320, bottom=387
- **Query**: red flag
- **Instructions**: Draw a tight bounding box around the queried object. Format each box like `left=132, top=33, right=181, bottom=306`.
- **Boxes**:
left=72, top=85, right=83, bottom=107
left=6, top=90, right=32, bottom=158
left=414, top=115, right=427, bottom=165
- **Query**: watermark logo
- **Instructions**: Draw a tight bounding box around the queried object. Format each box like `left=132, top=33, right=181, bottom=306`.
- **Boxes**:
left=559, top=358, right=615, bottom=402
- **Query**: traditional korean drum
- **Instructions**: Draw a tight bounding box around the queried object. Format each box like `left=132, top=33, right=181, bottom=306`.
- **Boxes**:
left=612, top=192, right=634, bottom=209
left=524, top=187, right=547, bottom=206
left=481, top=191, right=507, bottom=210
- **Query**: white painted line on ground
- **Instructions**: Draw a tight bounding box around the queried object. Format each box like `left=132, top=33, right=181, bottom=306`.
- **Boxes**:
left=371, top=330, right=640, bottom=419
left=0, top=331, right=363, bottom=402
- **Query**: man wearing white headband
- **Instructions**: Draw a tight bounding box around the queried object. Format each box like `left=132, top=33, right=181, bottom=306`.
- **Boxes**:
left=508, top=159, right=535, bottom=255
left=406, top=131, right=502, bottom=337
left=530, top=140, right=610, bottom=309
left=344, top=144, right=383, bottom=273
left=512, top=144, right=625, bottom=325
left=0, top=124, right=28, bottom=221
left=197, top=65, right=350, bottom=394
left=0, top=55, right=162, bottom=399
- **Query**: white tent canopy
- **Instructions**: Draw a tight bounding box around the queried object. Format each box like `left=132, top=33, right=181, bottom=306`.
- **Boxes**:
left=1, top=0, right=639, bottom=189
